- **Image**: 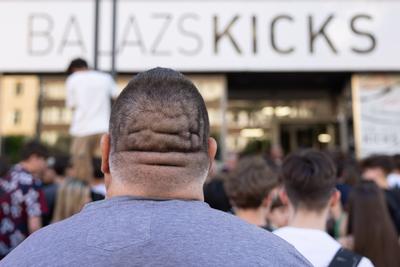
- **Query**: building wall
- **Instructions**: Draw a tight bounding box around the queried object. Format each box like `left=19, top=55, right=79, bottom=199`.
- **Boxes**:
left=0, top=75, right=39, bottom=136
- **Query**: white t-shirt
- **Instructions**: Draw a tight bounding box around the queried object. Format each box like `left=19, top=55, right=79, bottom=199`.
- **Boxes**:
left=274, top=227, right=374, bottom=267
left=388, top=173, right=400, bottom=188
left=91, top=183, right=106, bottom=196
left=66, top=70, right=119, bottom=137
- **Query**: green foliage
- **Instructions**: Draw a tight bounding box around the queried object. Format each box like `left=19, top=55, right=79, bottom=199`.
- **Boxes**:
left=2, top=135, right=26, bottom=163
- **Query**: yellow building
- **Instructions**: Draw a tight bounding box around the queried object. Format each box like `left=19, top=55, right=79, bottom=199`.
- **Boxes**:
left=0, top=75, right=40, bottom=137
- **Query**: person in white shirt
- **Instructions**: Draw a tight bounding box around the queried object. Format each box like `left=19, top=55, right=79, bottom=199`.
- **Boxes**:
left=274, top=150, right=374, bottom=267
left=66, top=58, right=119, bottom=182
left=388, top=154, right=400, bottom=188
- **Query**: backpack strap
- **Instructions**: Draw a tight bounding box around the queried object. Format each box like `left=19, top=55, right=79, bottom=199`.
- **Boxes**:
left=328, top=248, right=363, bottom=267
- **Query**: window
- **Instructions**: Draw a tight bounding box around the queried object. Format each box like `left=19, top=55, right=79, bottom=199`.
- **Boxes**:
left=13, top=110, right=22, bottom=125
left=15, top=82, right=23, bottom=96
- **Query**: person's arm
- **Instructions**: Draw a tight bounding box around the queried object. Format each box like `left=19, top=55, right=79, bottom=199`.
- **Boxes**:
left=28, top=216, right=42, bottom=234
left=25, top=185, right=47, bottom=234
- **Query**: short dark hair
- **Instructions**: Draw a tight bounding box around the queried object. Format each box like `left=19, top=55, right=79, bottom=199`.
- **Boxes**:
left=360, top=155, right=394, bottom=176
left=67, top=58, right=88, bottom=74
left=225, top=156, right=278, bottom=209
left=20, top=140, right=49, bottom=161
left=48, top=155, right=71, bottom=176
left=109, top=67, right=210, bottom=187
left=110, top=67, right=209, bottom=154
left=281, top=150, right=337, bottom=211
left=393, top=154, right=400, bottom=171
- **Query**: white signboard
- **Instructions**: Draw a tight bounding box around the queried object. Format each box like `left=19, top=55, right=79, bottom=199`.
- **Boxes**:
left=1, top=0, right=400, bottom=72
left=353, top=74, right=400, bottom=158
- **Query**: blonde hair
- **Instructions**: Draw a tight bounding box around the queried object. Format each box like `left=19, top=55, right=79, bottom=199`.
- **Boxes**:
left=52, top=178, right=91, bottom=223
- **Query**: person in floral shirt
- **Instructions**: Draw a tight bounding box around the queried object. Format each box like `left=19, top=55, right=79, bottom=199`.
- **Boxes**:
left=0, top=141, right=48, bottom=259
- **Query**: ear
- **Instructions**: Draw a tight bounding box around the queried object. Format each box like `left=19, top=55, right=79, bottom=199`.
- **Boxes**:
left=262, top=195, right=273, bottom=209
left=330, top=189, right=341, bottom=207
left=101, top=134, right=111, bottom=175
left=206, top=138, right=217, bottom=175
left=208, top=137, right=217, bottom=162
left=279, top=189, right=289, bottom=206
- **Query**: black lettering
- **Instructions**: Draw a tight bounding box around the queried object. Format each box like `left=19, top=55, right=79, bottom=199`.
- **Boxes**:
left=214, top=15, right=242, bottom=54
left=308, top=15, right=337, bottom=54
left=271, top=15, right=295, bottom=54
left=178, top=14, right=202, bottom=56
left=58, top=16, right=86, bottom=54
left=119, top=16, right=146, bottom=54
left=252, top=15, right=257, bottom=54
left=350, top=14, right=376, bottom=54
left=151, top=13, right=172, bottom=56
left=28, top=13, right=53, bottom=56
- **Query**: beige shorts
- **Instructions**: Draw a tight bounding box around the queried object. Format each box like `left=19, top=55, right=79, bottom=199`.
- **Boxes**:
left=71, top=134, right=103, bottom=182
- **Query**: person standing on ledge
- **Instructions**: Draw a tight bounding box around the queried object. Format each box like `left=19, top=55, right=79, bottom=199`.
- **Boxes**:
left=2, top=68, right=310, bottom=266
left=65, top=58, right=118, bottom=182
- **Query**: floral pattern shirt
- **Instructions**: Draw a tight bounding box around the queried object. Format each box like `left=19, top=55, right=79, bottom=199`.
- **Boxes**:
left=0, top=164, right=47, bottom=258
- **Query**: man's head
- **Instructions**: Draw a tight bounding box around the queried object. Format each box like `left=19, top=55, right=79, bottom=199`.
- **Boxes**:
left=280, top=150, right=338, bottom=213
left=225, top=156, right=278, bottom=210
left=67, top=58, right=88, bottom=75
left=360, top=155, right=393, bottom=188
left=101, top=67, right=217, bottom=199
left=393, top=154, right=400, bottom=174
left=20, top=140, right=49, bottom=176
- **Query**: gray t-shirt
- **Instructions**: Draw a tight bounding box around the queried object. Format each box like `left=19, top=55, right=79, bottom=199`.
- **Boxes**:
left=1, top=196, right=311, bottom=267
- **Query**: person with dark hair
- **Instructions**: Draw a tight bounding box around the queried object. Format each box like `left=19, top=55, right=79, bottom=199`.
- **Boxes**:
left=67, top=58, right=88, bottom=75
left=203, top=173, right=232, bottom=212
left=66, top=58, right=118, bottom=183
left=0, top=141, right=48, bottom=259
left=275, top=150, right=373, bottom=267
left=341, top=181, right=400, bottom=267
left=388, top=154, right=400, bottom=188
left=3, top=68, right=310, bottom=266
left=360, top=155, right=400, bottom=234
left=224, top=156, right=279, bottom=229
left=361, top=155, right=393, bottom=188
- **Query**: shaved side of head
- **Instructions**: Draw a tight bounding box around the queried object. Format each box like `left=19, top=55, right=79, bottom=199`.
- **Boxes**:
left=109, top=68, right=211, bottom=194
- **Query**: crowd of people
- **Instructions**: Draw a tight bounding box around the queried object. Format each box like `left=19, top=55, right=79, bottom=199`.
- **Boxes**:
left=0, top=66, right=399, bottom=266
left=204, top=149, right=400, bottom=267
left=0, top=142, right=106, bottom=260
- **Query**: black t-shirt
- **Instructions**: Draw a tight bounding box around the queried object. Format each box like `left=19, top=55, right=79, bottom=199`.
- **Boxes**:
left=91, top=190, right=105, bottom=202
left=42, top=183, right=58, bottom=226
left=384, top=188, right=400, bottom=235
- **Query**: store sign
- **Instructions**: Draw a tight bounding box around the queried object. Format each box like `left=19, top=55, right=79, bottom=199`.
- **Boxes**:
left=0, top=0, right=400, bottom=72
left=353, top=75, right=400, bottom=158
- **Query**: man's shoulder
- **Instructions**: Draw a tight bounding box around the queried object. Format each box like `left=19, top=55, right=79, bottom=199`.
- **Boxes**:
left=1, top=213, right=87, bottom=265
left=165, top=205, right=311, bottom=265
left=2, top=200, right=311, bottom=266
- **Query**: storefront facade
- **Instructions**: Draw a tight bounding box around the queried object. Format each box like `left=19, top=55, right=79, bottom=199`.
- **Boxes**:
left=0, top=0, right=399, bottom=158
